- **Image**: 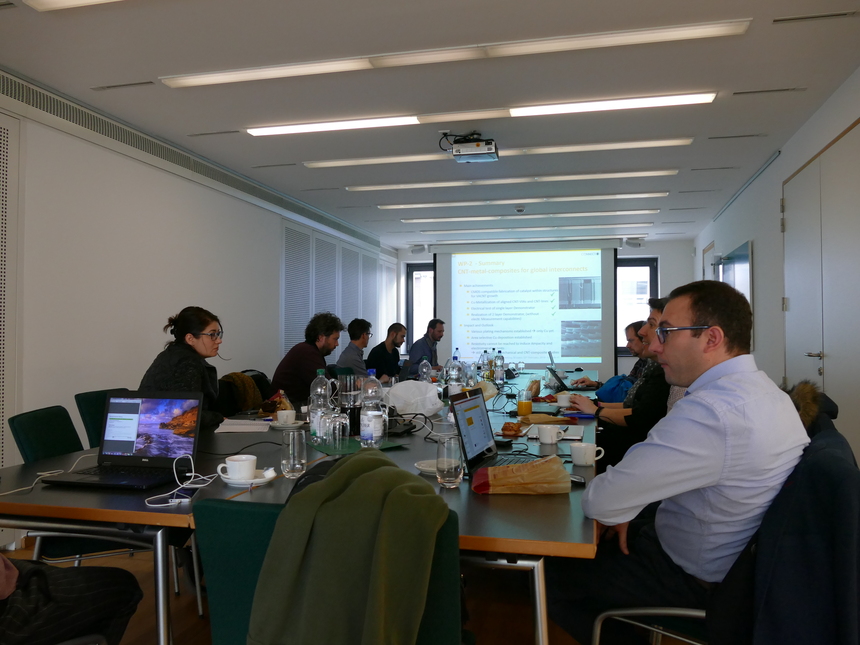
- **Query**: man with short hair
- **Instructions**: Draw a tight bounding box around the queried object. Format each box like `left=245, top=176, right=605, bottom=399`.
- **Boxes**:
left=336, top=318, right=372, bottom=377
left=548, top=281, right=810, bottom=645
left=408, top=318, right=445, bottom=376
left=272, top=312, right=344, bottom=407
left=366, top=323, right=407, bottom=383
left=572, top=320, right=647, bottom=390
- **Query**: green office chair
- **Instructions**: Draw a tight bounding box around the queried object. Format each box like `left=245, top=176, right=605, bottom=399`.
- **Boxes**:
left=194, top=498, right=461, bottom=645
left=74, top=388, right=128, bottom=449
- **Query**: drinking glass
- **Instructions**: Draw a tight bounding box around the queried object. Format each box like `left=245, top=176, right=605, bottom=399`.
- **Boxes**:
left=436, top=435, right=463, bottom=488
left=517, top=389, right=533, bottom=416
left=517, top=361, right=526, bottom=372
left=281, top=428, right=306, bottom=479
left=322, top=412, right=350, bottom=450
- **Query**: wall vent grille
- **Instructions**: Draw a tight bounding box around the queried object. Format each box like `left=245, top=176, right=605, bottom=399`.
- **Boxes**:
left=0, top=69, right=379, bottom=248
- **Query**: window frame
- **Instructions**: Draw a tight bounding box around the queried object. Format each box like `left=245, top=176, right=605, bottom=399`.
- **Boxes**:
left=615, top=257, right=658, bottom=356
left=405, top=262, right=435, bottom=351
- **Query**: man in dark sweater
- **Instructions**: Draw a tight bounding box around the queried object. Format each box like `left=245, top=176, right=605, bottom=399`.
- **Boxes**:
left=365, top=322, right=407, bottom=383
left=272, top=312, right=344, bottom=407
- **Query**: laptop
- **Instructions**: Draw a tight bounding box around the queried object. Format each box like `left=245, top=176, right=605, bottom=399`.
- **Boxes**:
left=450, top=388, right=535, bottom=477
left=42, top=391, right=203, bottom=490
left=547, top=365, right=596, bottom=392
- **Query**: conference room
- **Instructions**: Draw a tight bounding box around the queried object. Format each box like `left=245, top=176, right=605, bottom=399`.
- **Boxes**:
left=1, top=0, right=860, bottom=643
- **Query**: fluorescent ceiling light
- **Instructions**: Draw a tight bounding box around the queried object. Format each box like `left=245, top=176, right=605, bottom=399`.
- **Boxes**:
left=161, top=20, right=748, bottom=88
left=378, top=192, right=668, bottom=209
left=303, top=138, right=692, bottom=168
left=248, top=116, right=419, bottom=136
left=510, top=93, right=716, bottom=118
left=423, top=234, right=647, bottom=245
left=400, top=209, right=660, bottom=223
left=421, top=222, right=654, bottom=234
left=486, top=20, right=749, bottom=56
left=22, top=0, right=123, bottom=9
left=254, top=92, right=709, bottom=136
left=347, top=170, right=676, bottom=191
left=162, top=59, right=372, bottom=88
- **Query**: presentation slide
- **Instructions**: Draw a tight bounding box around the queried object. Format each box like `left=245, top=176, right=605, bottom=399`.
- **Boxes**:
left=449, top=249, right=603, bottom=364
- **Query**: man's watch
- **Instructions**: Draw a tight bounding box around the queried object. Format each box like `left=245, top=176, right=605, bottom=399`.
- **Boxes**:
left=594, top=406, right=602, bottom=419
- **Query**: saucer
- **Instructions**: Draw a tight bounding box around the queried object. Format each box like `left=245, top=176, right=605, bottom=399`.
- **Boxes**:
left=219, top=469, right=277, bottom=487
left=270, top=421, right=304, bottom=430
left=415, top=460, right=437, bottom=476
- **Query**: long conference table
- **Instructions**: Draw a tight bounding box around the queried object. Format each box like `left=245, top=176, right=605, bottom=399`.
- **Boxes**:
left=0, top=373, right=597, bottom=645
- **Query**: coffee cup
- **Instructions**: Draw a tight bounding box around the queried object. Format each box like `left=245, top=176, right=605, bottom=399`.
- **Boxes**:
left=570, top=442, right=604, bottom=466
left=217, top=454, right=257, bottom=480
left=277, top=409, right=296, bottom=425
left=537, top=425, right=565, bottom=444
left=556, top=393, right=571, bottom=407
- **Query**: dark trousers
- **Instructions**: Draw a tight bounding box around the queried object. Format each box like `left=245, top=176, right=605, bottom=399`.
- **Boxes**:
left=546, top=522, right=709, bottom=645
left=0, top=560, right=143, bottom=645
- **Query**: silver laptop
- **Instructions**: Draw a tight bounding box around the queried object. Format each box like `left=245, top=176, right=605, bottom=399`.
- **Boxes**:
left=42, top=391, right=203, bottom=490
left=450, top=388, right=535, bottom=477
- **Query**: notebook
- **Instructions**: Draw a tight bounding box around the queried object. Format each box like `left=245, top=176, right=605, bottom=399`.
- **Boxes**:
left=450, top=388, right=535, bottom=477
left=42, top=391, right=203, bottom=491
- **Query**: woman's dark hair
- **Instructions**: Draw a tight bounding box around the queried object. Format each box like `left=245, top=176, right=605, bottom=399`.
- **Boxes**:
left=164, top=306, right=221, bottom=346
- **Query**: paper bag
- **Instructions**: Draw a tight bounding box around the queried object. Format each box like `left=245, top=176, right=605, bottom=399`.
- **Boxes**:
left=519, top=413, right=574, bottom=425
left=471, top=456, right=572, bottom=495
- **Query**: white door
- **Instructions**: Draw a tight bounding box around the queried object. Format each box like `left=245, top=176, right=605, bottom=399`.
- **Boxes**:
left=783, top=159, right=824, bottom=388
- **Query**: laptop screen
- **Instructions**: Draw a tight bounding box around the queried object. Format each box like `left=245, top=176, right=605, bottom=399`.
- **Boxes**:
left=102, top=395, right=200, bottom=460
left=450, top=389, right=495, bottom=462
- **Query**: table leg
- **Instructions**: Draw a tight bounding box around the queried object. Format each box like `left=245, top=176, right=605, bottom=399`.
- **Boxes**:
left=153, top=528, right=172, bottom=645
left=460, top=553, right=549, bottom=645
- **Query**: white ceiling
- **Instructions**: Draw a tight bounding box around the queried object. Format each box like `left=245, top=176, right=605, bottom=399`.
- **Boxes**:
left=1, top=0, right=859, bottom=249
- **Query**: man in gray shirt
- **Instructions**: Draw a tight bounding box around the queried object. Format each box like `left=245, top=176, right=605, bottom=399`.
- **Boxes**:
left=336, top=318, right=371, bottom=377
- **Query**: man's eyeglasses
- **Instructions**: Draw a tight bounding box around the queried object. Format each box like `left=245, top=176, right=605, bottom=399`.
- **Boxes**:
left=654, top=326, right=711, bottom=344
left=366, top=332, right=374, bottom=339
left=198, top=330, right=224, bottom=341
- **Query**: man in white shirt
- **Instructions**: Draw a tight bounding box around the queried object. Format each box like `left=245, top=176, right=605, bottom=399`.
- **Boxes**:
left=547, top=280, right=810, bottom=645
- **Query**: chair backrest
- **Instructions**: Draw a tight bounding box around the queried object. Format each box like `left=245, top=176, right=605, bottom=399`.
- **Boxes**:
left=8, top=405, right=84, bottom=463
left=752, top=427, right=860, bottom=645
left=74, top=388, right=129, bottom=449
left=242, top=369, right=274, bottom=400
left=194, top=498, right=460, bottom=645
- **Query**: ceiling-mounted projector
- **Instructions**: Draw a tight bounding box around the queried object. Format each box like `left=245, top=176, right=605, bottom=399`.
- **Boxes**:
left=452, top=139, right=498, bottom=163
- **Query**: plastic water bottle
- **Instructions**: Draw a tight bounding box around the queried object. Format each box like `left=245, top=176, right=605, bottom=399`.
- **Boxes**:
left=418, top=357, right=432, bottom=382
left=442, top=347, right=460, bottom=383
left=494, top=349, right=506, bottom=385
left=308, top=369, right=331, bottom=445
left=359, top=369, right=387, bottom=448
left=447, top=357, right=465, bottom=396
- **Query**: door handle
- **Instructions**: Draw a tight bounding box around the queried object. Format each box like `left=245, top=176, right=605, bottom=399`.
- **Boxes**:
left=804, top=352, right=823, bottom=358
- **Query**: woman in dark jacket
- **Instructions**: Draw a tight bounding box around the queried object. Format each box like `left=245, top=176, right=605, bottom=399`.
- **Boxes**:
left=140, top=306, right=224, bottom=431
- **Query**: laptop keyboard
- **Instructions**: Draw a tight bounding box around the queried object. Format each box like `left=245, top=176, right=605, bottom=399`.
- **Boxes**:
left=77, top=465, right=174, bottom=481
left=493, top=455, right=535, bottom=467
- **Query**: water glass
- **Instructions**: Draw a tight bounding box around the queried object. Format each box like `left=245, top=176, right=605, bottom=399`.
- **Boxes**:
left=517, top=361, right=526, bottom=372
left=322, top=412, right=350, bottom=449
left=281, top=428, right=306, bottom=479
left=436, top=435, right=463, bottom=488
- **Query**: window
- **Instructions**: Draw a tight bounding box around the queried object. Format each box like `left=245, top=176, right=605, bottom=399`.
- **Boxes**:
left=616, top=257, right=658, bottom=353
left=406, top=263, right=434, bottom=349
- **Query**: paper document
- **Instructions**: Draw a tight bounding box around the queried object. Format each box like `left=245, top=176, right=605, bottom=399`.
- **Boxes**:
left=214, top=419, right=271, bottom=433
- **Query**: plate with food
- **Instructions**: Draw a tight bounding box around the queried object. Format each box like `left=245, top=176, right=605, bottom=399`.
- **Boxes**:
left=495, top=421, right=530, bottom=438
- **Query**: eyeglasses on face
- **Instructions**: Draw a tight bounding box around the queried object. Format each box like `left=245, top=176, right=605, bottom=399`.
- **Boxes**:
left=654, top=326, right=711, bottom=344
left=197, top=330, right=224, bottom=341
left=365, top=332, right=374, bottom=339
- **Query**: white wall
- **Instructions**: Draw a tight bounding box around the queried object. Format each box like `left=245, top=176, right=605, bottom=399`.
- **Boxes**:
left=695, top=64, right=860, bottom=382
left=18, top=121, right=285, bottom=436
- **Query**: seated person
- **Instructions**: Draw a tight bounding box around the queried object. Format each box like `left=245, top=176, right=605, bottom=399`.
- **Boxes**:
left=569, top=299, right=670, bottom=468
left=140, top=306, right=225, bottom=431
left=336, top=318, right=372, bottom=377
left=272, top=312, right=344, bottom=407
left=571, top=321, right=647, bottom=391
left=408, top=318, right=444, bottom=377
left=547, top=280, right=810, bottom=645
left=366, top=322, right=407, bottom=383
left=0, top=553, right=142, bottom=645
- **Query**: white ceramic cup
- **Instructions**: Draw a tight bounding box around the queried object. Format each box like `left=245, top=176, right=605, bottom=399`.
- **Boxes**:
left=277, top=409, right=296, bottom=425
left=537, top=425, right=565, bottom=444
left=217, top=454, right=257, bottom=480
left=570, top=442, right=605, bottom=466
left=556, top=393, right=571, bottom=407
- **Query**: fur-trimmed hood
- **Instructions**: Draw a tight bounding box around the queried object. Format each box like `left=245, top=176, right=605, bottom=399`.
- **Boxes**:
left=783, top=379, right=839, bottom=437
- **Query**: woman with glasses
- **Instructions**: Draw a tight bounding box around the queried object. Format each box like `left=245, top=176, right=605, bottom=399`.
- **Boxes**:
left=140, top=306, right=225, bottom=431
